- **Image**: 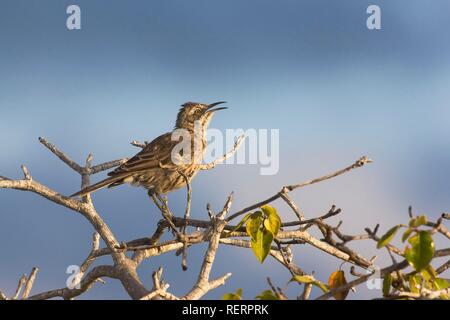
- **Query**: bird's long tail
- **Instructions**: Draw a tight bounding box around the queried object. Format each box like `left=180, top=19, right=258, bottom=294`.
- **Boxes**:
left=70, top=175, right=127, bottom=197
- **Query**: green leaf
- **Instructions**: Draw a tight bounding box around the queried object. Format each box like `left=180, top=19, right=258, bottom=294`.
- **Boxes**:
left=402, top=228, right=413, bottom=242
left=222, top=288, right=243, bottom=300
left=377, top=225, right=401, bottom=249
left=313, top=282, right=330, bottom=294
left=422, top=265, right=437, bottom=281
left=409, top=275, right=420, bottom=294
left=261, top=205, right=281, bottom=236
left=416, top=215, right=428, bottom=226
left=232, top=213, right=253, bottom=232
left=260, top=204, right=277, bottom=216
left=246, top=212, right=262, bottom=241
left=439, top=293, right=450, bottom=300
left=409, top=215, right=428, bottom=228
left=405, top=231, right=435, bottom=271
left=291, top=275, right=315, bottom=284
left=291, top=275, right=329, bottom=293
left=383, top=273, right=392, bottom=297
left=434, top=279, right=450, bottom=299
left=434, top=278, right=449, bottom=290
left=250, top=228, right=273, bottom=263
left=255, top=290, right=279, bottom=300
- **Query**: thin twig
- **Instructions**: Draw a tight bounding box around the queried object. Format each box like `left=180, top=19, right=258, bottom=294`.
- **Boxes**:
left=130, top=140, right=147, bottom=148
left=90, top=159, right=127, bottom=174
left=436, top=259, right=450, bottom=275
left=317, top=248, right=450, bottom=300
left=150, top=193, right=183, bottom=239
left=38, top=137, right=83, bottom=173
left=280, top=192, right=305, bottom=221
left=227, top=156, right=372, bottom=222
left=198, top=135, right=245, bottom=170
left=183, top=194, right=234, bottom=300
left=180, top=171, right=192, bottom=271
left=28, top=265, right=117, bottom=300
left=22, top=267, right=39, bottom=299
left=12, top=274, right=27, bottom=300
left=21, top=165, right=32, bottom=180
left=301, top=283, right=313, bottom=300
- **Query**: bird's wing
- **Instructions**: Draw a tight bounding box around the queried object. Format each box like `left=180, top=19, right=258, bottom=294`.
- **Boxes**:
left=108, top=132, right=180, bottom=177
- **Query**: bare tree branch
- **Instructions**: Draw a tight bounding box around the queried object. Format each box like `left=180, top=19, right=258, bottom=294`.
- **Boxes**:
left=130, top=140, right=148, bottom=148
left=226, top=156, right=372, bottom=222
left=280, top=192, right=305, bottom=221
left=183, top=194, right=233, bottom=300
left=436, top=259, right=450, bottom=275
left=12, top=274, right=27, bottom=300
left=38, top=137, right=83, bottom=173
left=5, top=137, right=447, bottom=301
left=301, top=283, right=313, bottom=300
left=28, top=265, right=117, bottom=300
left=22, top=267, right=39, bottom=299
left=180, top=171, right=192, bottom=271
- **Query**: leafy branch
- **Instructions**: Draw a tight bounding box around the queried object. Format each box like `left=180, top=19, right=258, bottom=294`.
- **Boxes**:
left=3, top=137, right=447, bottom=300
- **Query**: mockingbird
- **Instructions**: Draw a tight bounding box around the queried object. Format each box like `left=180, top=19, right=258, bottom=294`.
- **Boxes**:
left=71, top=101, right=227, bottom=197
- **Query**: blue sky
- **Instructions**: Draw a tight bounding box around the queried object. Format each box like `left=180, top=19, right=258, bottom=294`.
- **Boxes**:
left=0, top=0, right=449, bottom=299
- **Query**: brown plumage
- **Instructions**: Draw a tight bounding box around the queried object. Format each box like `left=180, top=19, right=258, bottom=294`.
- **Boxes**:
left=70, top=101, right=227, bottom=197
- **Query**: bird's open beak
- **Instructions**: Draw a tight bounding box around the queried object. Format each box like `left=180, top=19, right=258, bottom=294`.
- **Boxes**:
left=206, top=101, right=228, bottom=113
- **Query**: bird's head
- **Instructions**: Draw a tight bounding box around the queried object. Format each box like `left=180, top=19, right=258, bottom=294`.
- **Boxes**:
left=175, top=101, right=227, bottom=131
